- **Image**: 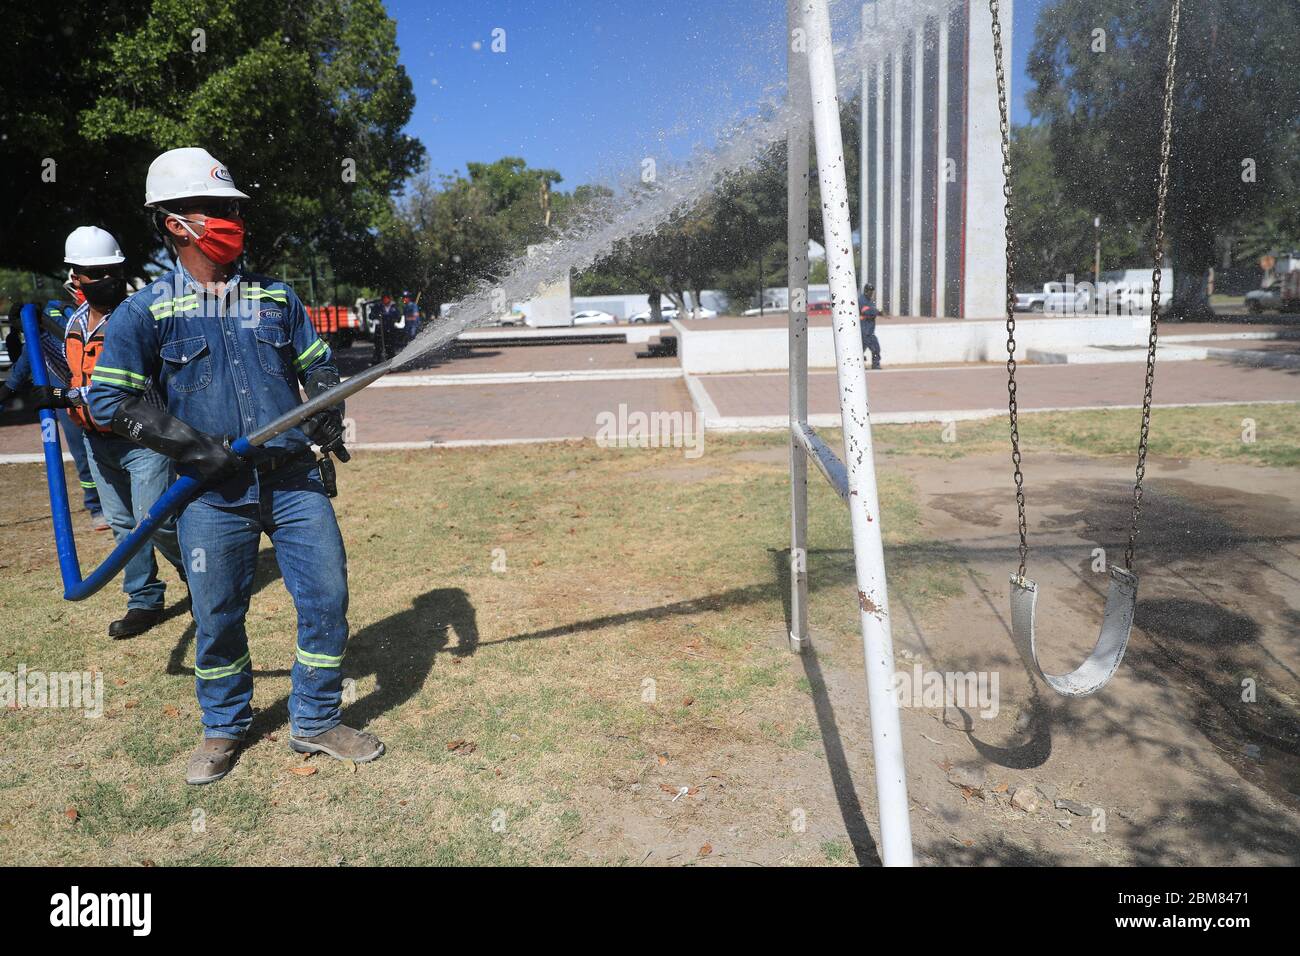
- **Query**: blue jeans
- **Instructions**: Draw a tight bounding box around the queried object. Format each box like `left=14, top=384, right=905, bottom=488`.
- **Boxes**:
left=86, top=433, right=184, bottom=611
left=178, top=467, right=349, bottom=740
left=59, top=409, right=101, bottom=516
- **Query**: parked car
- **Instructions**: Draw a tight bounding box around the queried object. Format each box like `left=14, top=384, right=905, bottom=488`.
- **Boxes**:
left=1014, top=289, right=1047, bottom=312
left=629, top=306, right=678, bottom=323
left=1015, top=284, right=1089, bottom=313
left=571, top=309, right=618, bottom=326
left=1245, top=288, right=1283, bottom=313
left=807, top=300, right=833, bottom=317
left=741, top=300, right=784, bottom=316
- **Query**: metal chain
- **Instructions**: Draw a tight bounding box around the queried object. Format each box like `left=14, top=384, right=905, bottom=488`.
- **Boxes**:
left=992, top=0, right=1181, bottom=577
left=988, top=0, right=1027, bottom=578
left=1124, top=0, right=1182, bottom=570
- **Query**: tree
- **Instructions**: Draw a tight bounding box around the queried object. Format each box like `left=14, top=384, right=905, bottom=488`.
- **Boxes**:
left=371, top=157, right=588, bottom=317
left=572, top=94, right=859, bottom=312
left=0, top=0, right=423, bottom=278
left=1028, top=0, right=1300, bottom=317
left=1009, top=124, right=1144, bottom=289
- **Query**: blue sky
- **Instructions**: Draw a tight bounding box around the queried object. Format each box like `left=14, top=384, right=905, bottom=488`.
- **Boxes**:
left=388, top=0, right=1043, bottom=189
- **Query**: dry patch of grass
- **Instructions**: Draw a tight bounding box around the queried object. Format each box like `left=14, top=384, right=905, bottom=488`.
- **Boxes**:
left=0, top=431, right=937, bottom=865
left=868, top=402, right=1300, bottom=468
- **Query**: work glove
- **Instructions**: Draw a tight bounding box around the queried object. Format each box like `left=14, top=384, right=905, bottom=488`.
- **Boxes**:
left=110, top=397, right=246, bottom=485
left=302, top=367, right=350, bottom=463
left=184, top=433, right=247, bottom=485
left=302, top=407, right=351, bottom=463
left=31, top=385, right=81, bottom=409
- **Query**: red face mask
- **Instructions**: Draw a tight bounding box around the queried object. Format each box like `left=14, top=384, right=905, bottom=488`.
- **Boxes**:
left=193, top=216, right=245, bottom=264
left=173, top=213, right=245, bottom=265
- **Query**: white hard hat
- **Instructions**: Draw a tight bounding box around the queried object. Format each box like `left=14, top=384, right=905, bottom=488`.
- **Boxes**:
left=144, top=147, right=250, bottom=207
left=64, top=226, right=125, bottom=267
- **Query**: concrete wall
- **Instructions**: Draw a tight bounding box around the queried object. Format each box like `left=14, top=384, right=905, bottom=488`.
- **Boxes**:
left=522, top=272, right=573, bottom=328
left=571, top=290, right=730, bottom=319
left=675, top=315, right=1156, bottom=374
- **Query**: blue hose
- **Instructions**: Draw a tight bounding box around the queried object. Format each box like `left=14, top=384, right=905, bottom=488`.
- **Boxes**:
left=21, top=304, right=254, bottom=601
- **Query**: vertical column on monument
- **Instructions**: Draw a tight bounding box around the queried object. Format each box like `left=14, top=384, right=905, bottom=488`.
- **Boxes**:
left=942, top=1, right=967, bottom=316
left=919, top=17, right=939, bottom=316
left=961, top=0, right=1009, bottom=318
left=859, top=0, right=1009, bottom=319
left=860, top=3, right=876, bottom=296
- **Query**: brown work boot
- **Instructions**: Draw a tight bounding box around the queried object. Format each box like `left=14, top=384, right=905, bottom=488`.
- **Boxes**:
left=185, top=736, right=241, bottom=785
left=289, top=724, right=385, bottom=763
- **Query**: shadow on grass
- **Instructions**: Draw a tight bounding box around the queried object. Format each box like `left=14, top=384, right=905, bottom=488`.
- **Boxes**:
left=242, top=586, right=479, bottom=740
left=162, top=537, right=478, bottom=739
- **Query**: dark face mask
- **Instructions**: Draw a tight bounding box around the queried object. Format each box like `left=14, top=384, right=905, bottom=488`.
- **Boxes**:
left=80, top=275, right=127, bottom=309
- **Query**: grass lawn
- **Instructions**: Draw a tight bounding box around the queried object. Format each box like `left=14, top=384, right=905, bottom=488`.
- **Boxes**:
left=0, top=401, right=1295, bottom=865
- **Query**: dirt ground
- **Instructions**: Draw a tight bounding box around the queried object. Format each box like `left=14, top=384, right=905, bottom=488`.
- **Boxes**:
left=570, top=450, right=1300, bottom=866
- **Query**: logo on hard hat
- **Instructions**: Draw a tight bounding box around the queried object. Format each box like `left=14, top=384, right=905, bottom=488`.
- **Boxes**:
left=210, top=165, right=234, bottom=184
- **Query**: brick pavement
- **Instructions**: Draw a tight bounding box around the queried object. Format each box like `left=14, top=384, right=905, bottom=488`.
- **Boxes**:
left=697, top=359, right=1300, bottom=419
left=1, top=342, right=1296, bottom=458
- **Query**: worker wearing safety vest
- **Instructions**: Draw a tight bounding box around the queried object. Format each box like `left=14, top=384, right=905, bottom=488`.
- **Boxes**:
left=1, top=299, right=107, bottom=529
left=33, top=227, right=186, bottom=637
left=88, top=148, right=383, bottom=785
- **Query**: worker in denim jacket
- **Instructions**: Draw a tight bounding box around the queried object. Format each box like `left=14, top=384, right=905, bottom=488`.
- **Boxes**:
left=89, top=148, right=384, bottom=785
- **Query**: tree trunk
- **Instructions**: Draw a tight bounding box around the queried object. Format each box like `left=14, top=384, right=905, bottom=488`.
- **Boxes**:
left=648, top=289, right=662, bottom=323
left=1168, top=221, right=1216, bottom=321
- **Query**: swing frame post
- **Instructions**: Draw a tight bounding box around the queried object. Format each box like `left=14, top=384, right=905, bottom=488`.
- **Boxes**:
left=792, top=0, right=914, bottom=866
left=786, top=0, right=811, bottom=654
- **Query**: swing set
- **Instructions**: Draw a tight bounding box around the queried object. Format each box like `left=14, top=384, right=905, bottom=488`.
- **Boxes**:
left=784, top=0, right=1182, bottom=863
left=993, top=0, right=1181, bottom=696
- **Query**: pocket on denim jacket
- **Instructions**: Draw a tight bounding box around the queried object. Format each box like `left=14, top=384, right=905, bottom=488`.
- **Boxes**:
left=160, top=335, right=212, bottom=394
left=253, top=322, right=295, bottom=379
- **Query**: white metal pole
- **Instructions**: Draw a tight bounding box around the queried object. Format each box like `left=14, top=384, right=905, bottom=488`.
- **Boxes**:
left=787, top=0, right=812, bottom=654
left=801, top=0, right=914, bottom=866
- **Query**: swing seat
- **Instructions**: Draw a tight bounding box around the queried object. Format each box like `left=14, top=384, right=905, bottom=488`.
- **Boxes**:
left=1008, top=565, right=1137, bottom=697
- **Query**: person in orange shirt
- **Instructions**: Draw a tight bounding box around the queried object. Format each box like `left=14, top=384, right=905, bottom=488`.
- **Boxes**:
left=35, top=227, right=185, bottom=637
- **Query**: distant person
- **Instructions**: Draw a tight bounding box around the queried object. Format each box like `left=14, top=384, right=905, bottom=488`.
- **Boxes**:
left=402, top=290, right=420, bottom=343
left=381, top=294, right=404, bottom=358
left=369, top=297, right=388, bottom=364
left=0, top=298, right=107, bottom=529
left=859, top=283, right=882, bottom=370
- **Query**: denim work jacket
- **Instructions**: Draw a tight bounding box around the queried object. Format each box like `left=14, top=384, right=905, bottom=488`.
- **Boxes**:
left=88, top=265, right=335, bottom=507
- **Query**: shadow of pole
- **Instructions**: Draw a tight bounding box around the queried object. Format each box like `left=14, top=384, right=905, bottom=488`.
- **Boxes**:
left=769, top=548, right=882, bottom=866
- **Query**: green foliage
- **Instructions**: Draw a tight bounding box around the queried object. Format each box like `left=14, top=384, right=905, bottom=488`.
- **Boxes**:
left=573, top=96, right=860, bottom=310
left=1028, top=0, right=1300, bottom=315
left=0, top=0, right=423, bottom=277
left=1009, top=124, right=1144, bottom=288
left=371, top=157, right=594, bottom=313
